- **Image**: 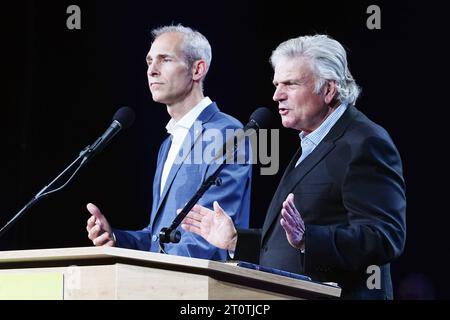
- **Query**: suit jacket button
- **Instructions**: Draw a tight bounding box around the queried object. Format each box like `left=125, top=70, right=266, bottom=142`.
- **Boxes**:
left=152, top=235, right=158, bottom=242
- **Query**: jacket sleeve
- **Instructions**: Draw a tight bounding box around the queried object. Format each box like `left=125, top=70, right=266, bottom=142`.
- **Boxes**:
left=234, top=228, right=262, bottom=264
left=112, top=227, right=152, bottom=251
left=304, top=135, right=407, bottom=274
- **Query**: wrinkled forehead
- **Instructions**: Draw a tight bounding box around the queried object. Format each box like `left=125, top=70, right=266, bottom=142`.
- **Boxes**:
left=273, top=56, right=314, bottom=80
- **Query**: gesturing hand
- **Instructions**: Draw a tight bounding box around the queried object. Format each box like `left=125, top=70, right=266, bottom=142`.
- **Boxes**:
left=181, top=201, right=238, bottom=251
left=86, top=203, right=115, bottom=247
left=280, top=193, right=305, bottom=250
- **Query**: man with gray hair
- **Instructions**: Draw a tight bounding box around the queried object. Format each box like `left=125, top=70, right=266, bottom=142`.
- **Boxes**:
left=181, top=34, right=406, bottom=299
left=85, top=25, right=251, bottom=261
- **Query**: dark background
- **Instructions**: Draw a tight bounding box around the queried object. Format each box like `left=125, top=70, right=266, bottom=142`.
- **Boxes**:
left=1, top=0, right=447, bottom=298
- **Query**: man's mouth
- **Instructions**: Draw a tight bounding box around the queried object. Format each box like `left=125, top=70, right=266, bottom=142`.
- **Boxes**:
left=279, top=107, right=289, bottom=115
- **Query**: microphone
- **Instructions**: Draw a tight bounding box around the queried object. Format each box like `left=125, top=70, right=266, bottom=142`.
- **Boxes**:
left=83, top=107, right=135, bottom=162
left=213, top=107, right=274, bottom=162
left=244, top=107, right=274, bottom=131
left=159, top=107, right=274, bottom=245
left=0, top=107, right=135, bottom=239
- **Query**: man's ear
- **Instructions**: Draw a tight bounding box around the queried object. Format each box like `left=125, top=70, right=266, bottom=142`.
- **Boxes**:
left=323, top=80, right=338, bottom=104
left=192, top=60, right=207, bottom=81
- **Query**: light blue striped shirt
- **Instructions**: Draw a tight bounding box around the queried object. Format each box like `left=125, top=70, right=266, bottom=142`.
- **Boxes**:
left=295, top=103, right=348, bottom=167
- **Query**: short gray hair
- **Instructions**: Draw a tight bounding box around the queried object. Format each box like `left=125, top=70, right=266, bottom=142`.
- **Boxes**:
left=270, top=35, right=361, bottom=106
left=152, top=24, right=212, bottom=75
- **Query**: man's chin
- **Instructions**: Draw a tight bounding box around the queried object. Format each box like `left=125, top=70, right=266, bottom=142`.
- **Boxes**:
left=151, top=94, right=165, bottom=104
left=281, top=118, right=293, bottom=129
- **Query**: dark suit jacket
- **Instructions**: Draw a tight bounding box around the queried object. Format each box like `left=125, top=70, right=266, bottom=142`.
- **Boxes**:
left=235, top=106, right=406, bottom=299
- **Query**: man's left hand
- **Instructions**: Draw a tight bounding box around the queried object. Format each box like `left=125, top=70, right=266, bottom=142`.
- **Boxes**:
left=280, top=193, right=305, bottom=250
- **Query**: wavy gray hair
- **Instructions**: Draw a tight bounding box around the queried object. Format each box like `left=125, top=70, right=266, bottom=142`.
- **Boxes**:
left=270, top=35, right=361, bottom=106
left=152, top=24, right=212, bottom=76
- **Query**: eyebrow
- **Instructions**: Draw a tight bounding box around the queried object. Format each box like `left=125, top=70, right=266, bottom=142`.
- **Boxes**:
left=273, top=76, right=308, bottom=85
left=146, top=54, right=175, bottom=63
left=273, top=79, right=298, bottom=85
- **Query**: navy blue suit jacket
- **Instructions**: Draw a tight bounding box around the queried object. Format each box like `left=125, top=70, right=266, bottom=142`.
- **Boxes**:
left=114, top=103, right=251, bottom=261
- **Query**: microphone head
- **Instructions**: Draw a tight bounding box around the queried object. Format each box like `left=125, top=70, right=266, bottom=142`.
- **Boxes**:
left=248, top=107, right=274, bottom=130
left=113, top=106, right=135, bottom=129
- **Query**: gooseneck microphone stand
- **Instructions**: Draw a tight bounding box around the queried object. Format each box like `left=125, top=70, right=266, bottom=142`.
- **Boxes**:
left=0, top=107, right=134, bottom=240
left=159, top=161, right=226, bottom=245
left=0, top=145, right=96, bottom=239
left=159, top=136, right=242, bottom=249
left=158, top=105, right=274, bottom=251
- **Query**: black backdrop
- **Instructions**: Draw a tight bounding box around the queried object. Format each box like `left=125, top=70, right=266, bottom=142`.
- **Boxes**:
left=1, top=0, right=447, bottom=298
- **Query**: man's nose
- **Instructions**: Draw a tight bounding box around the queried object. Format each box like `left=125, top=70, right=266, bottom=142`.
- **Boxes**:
left=273, top=85, right=286, bottom=101
left=148, top=63, right=160, bottom=76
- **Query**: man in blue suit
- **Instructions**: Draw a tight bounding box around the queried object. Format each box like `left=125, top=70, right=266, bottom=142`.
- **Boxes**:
left=86, top=25, right=251, bottom=261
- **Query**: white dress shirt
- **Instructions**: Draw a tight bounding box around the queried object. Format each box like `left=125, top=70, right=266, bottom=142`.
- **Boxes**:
left=160, top=97, right=212, bottom=195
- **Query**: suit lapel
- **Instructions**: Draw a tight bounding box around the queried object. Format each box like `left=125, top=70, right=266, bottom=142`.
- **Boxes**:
left=151, top=103, right=220, bottom=225
left=152, top=136, right=172, bottom=209
left=157, top=129, right=202, bottom=207
left=261, top=106, right=359, bottom=242
left=262, top=141, right=336, bottom=237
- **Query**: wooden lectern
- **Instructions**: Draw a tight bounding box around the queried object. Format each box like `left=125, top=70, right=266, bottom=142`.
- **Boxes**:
left=0, top=247, right=341, bottom=299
